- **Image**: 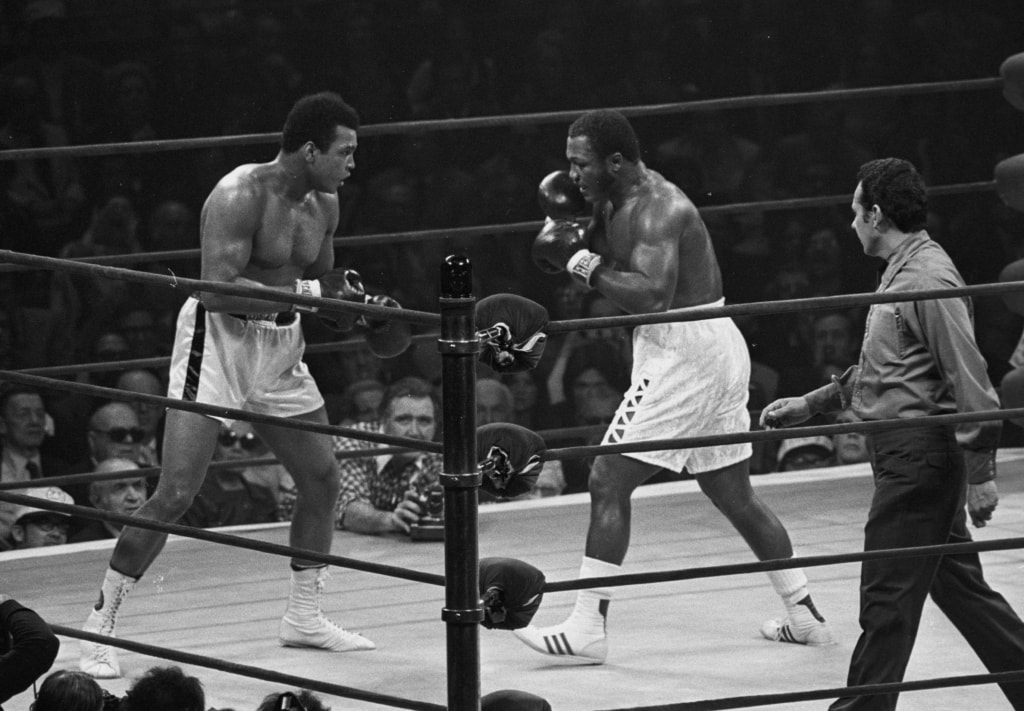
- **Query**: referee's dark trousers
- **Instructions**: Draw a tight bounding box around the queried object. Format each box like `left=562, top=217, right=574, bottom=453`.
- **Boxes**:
left=830, top=424, right=1024, bottom=711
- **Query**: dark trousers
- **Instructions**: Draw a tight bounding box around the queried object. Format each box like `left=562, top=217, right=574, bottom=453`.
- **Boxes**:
left=829, top=425, right=1024, bottom=711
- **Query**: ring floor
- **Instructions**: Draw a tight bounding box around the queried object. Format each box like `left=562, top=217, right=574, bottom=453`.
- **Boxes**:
left=6, top=449, right=1024, bottom=711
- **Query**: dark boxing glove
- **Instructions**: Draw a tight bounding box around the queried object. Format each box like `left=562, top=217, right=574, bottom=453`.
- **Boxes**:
left=538, top=170, right=586, bottom=221
left=357, top=293, right=412, bottom=358
left=531, top=218, right=586, bottom=275
left=297, top=268, right=365, bottom=331
left=476, top=422, right=545, bottom=499
left=479, top=557, right=546, bottom=630
left=476, top=294, right=549, bottom=373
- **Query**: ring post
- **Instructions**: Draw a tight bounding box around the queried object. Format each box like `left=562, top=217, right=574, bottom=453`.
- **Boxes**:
left=438, top=254, right=482, bottom=711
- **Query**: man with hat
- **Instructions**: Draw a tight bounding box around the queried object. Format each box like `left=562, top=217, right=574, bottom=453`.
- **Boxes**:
left=3, top=486, right=74, bottom=550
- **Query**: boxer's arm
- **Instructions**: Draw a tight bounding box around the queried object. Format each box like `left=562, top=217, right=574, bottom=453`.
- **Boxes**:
left=589, top=198, right=682, bottom=315
left=198, top=179, right=297, bottom=313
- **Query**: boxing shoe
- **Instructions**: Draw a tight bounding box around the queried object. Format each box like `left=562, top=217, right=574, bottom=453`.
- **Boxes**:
left=80, top=569, right=136, bottom=678
left=513, top=622, right=608, bottom=664
left=760, top=595, right=836, bottom=646
left=279, top=566, right=375, bottom=652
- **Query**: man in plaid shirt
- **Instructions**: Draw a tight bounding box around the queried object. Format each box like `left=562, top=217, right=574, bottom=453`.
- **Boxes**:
left=333, top=377, right=442, bottom=534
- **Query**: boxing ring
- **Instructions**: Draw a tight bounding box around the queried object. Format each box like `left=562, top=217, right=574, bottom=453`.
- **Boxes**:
left=4, top=56, right=1024, bottom=711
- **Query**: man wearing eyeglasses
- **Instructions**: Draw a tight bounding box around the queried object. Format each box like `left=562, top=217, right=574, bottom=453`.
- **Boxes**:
left=3, top=486, right=74, bottom=550
left=180, top=421, right=285, bottom=528
left=59, top=401, right=148, bottom=509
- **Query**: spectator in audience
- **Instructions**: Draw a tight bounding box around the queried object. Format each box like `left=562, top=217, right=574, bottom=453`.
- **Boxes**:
left=502, top=369, right=557, bottom=431
left=69, top=458, right=148, bottom=543
left=60, top=401, right=147, bottom=507
left=0, top=72, right=88, bottom=263
left=115, top=369, right=165, bottom=465
left=116, top=307, right=165, bottom=360
left=0, top=0, right=105, bottom=145
left=0, top=385, right=66, bottom=542
left=119, top=665, right=205, bottom=711
left=776, top=436, right=836, bottom=472
left=832, top=411, right=870, bottom=466
left=256, top=689, right=331, bottom=711
left=333, top=376, right=442, bottom=535
left=476, top=378, right=565, bottom=499
left=3, top=485, right=74, bottom=551
left=550, top=339, right=630, bottom=432
left=0, top=593, right=60, bottom=705
left=180, top=421, right=287, bottom=529
left=25, top=669, right=105, bottom=711
left=560, top=385, right=623, bottom=494
left=335, top=378, right=386, bottom=427
left=778, top=310, right=860, bottom=398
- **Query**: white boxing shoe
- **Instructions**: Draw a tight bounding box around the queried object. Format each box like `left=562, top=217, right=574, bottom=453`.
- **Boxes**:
left=513, top=622, right=608, bottom=664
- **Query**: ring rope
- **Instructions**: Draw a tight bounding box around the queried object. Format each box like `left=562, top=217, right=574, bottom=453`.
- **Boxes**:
left=0, top=250, right=440, bottom=327
left=599, top=669, right=1024, bottom=711
left=0, top=181, right=997, bottom=274
left=0, top=370, right=443, bottom=453
left=542, top=534, right=1024, bottom=594
left=4, top=249, right=1024, bottom=342
left=0, top=77, right=1002, bottom=162
left=0, top=490, right=444, bottom=586
left=53, top=625, right=445, bottom=711
left=0, top=444, right=423, bottom=492
left=16, top=332, right=440, bottom=379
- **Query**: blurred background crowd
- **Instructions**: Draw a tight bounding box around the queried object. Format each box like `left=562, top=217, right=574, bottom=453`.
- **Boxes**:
left=2, top=0, right=1024, bottom=550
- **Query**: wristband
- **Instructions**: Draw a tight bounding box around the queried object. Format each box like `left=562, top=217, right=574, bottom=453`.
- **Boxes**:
left=566, top=249, right=603, bottom=286
left=293, top=279, right=321, bottom=313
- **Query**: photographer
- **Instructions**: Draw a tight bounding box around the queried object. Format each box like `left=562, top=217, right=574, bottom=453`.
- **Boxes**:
left=332, top=377, right=442, bottom=535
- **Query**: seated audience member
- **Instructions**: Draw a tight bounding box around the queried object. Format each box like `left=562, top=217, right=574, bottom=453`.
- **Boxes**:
left=502, top=369, right=558, bottom=431
left=550, top=339, right=630, bottom=430
left=256, top=689, right=331, bottom=711
left=114, top=369, right=165, bottom=466
left=180, top=421, right=284, bottom=528
left=336, top=377, right=386, bottom=426
left=476, top=378, right=565, bottom=499
left=831, top=410, right=870, bottom=465
left=69, top=458, right=148, bottom=543
left=776, top=436, right=835, bottom=472
left=0, top=594, right=60, bottom=705
left=119, top=665, right=205, bottom=711
left=27, top=669, right=106, bottom=711
left=0, top=385, right=66, bottom=542
left=560, top=387, right=622, bottom=494
left=334, top=376, right=443, bottom=535
left=3, top=486, right=74, bottom=551
left=61, top=401, right=147, bottom=507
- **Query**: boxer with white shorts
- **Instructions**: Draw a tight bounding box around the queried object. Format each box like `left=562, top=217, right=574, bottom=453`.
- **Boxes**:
left=516, top=109, right=834, bottom=664
left=80, top=93, right=379, bottom=680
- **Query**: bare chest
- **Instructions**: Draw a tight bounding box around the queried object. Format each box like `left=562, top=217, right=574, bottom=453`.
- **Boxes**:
left=251, top=196, right=329, bottom=269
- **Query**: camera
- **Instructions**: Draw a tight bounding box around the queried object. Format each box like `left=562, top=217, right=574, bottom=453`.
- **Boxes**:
left=409, top=484, right=444, bottom=542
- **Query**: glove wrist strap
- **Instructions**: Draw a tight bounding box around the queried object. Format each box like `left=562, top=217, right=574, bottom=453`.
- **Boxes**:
left=567, top=249, right=602, bottom=286
left=293, top=279, right=321, bottom=313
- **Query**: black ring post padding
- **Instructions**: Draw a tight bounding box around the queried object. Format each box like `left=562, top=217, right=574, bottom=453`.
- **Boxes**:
left=439, top=254, right=482, bottom=711
left=441, top=608, right=486, bottom=623
left=54, top=625, right=445, bottom=711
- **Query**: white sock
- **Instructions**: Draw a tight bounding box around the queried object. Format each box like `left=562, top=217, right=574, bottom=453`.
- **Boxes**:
left=766, top=565, right=808, bottom=608
left=568, top=557, right=620, bottom=631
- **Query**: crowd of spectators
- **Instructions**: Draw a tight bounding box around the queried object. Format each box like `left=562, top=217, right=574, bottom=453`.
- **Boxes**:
left=1, top=0, right=1024, bottom=547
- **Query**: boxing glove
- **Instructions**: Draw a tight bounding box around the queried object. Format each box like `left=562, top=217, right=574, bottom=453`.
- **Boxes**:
left=538, top=170, right=586, bottom=220
left=358, top=294, right=412, bottom=358
left=295, top=268, right=365, bottom=331
left=531, top=218, right=586, bottom=274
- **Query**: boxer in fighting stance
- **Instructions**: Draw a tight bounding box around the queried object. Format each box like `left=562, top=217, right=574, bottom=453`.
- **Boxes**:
left=516, top=109, right=833, bottom=663
left=80, top=92, right=402, bottom=677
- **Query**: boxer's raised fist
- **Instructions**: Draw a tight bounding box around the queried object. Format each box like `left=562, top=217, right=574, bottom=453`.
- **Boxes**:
left=531, top=218, right=585, bottom=274
left=538, top=170, right=586, bottom=221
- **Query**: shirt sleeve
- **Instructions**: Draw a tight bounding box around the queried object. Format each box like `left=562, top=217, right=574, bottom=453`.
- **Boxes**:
left=333, top=431, right=378, bottom=529
left=909, top=288, right=1002, bottom=462
left=0, top=599, right=60, bottom=703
